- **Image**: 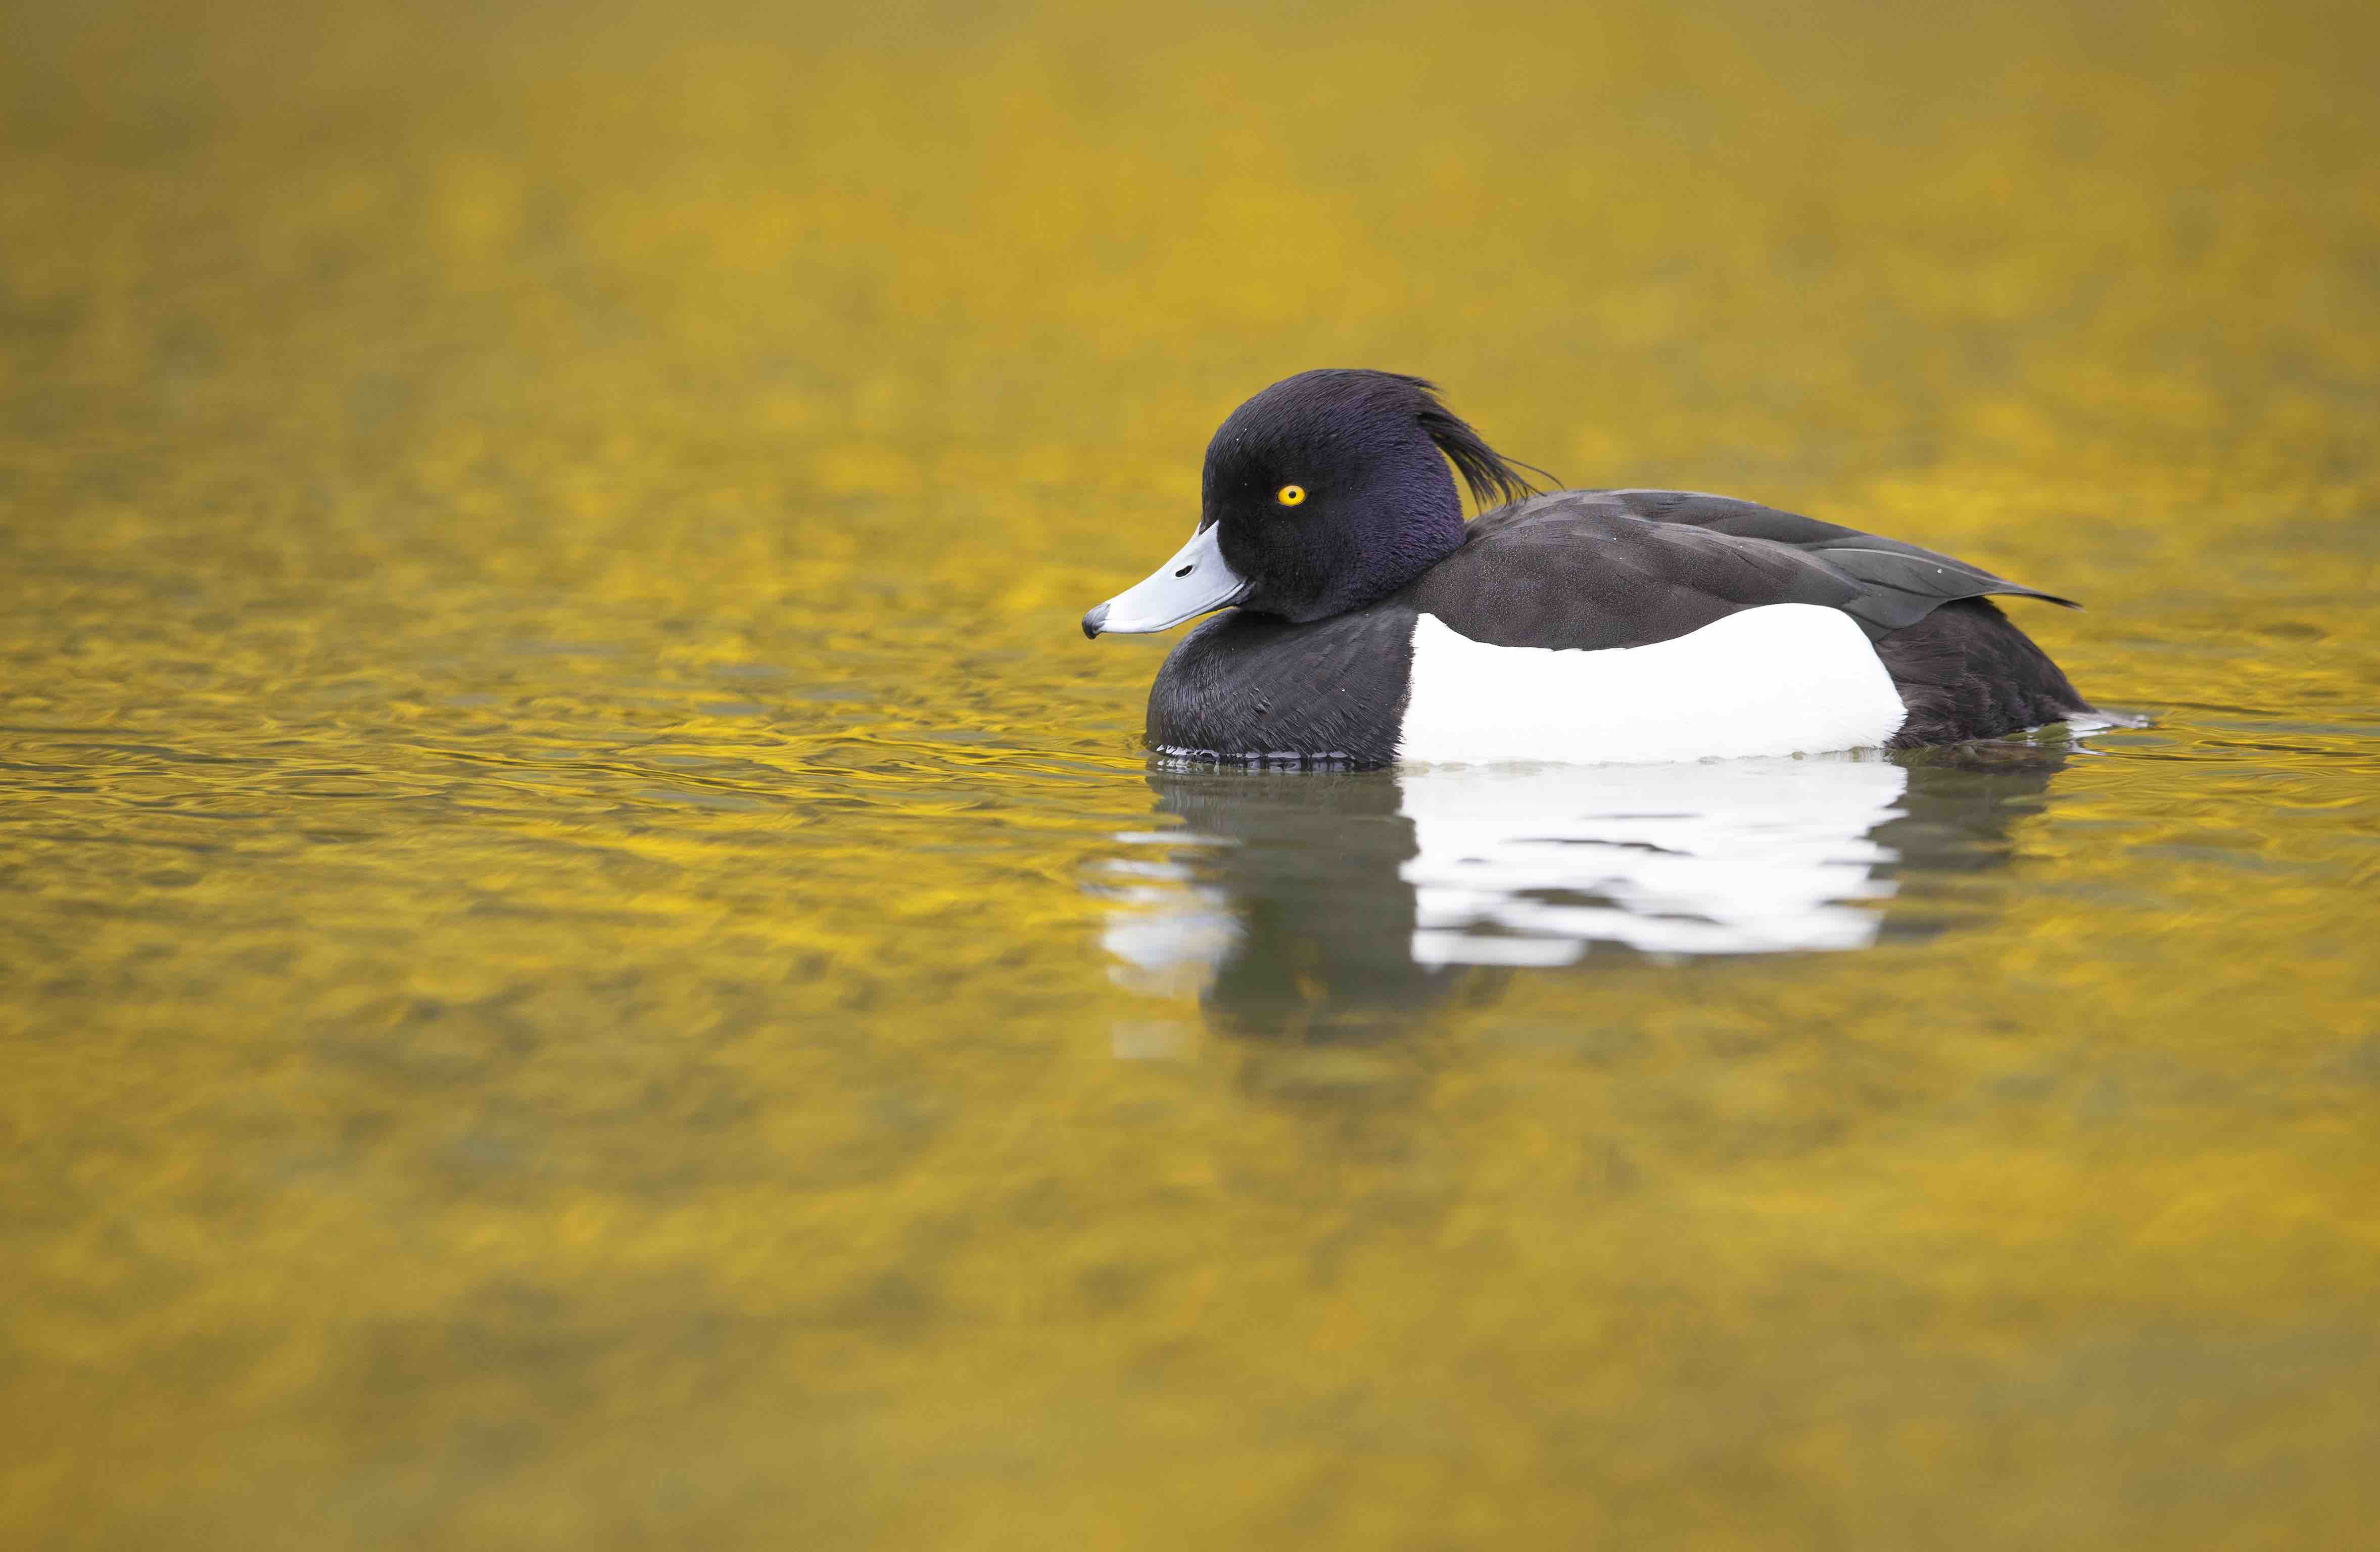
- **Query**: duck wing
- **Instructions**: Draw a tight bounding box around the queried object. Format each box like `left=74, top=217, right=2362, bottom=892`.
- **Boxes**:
left=1604, top=489, right=2081, bottom=634
left=1404, top=491, right=2076, bottom=650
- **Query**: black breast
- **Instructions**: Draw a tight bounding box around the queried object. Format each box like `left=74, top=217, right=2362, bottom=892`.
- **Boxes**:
left=1146, top=605, right=1420, bottom=767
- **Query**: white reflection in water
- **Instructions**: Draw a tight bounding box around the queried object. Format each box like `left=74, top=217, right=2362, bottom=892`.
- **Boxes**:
left=1100, top=754, right=1917, bottom=999
left=1100, top=887, right=1240, bottom=997
left=1093, top=853, right=1240, bottom=999
left=1402, top=757, right=1907, bottom=964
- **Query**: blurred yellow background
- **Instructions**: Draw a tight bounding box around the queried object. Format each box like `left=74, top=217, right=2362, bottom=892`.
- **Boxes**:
left=3, top=1, right=2376, bottom=1546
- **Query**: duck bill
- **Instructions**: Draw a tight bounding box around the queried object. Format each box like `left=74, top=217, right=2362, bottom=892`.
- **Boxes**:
left=1081, top=524, right=1251, bottom=638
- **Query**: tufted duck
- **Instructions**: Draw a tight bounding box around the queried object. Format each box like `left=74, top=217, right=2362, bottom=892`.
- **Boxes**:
left=1082, top=369, right=2094, bottom=766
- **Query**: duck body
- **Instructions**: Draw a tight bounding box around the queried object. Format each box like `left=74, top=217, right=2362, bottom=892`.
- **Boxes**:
left=1086, top=372, right=2095, bottom=769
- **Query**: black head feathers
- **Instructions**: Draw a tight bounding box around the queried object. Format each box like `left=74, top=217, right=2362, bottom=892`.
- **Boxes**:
left=1207, top=369, right=1546, bottom=515
left=1405, top=377, right=1548, bottom=510
left=1193, top=369, right=1554, bottom=622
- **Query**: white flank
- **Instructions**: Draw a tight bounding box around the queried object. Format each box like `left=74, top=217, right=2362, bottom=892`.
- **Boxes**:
left=1398, top=756, right=1907, bottom=962
left=1396, top=603, right=1907, bottom=764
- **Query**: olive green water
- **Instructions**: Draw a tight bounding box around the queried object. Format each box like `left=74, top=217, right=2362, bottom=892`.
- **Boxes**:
left=5, top=2, right=2378, bottom=1546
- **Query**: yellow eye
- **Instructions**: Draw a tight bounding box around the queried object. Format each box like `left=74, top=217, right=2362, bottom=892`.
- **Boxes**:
left=1276, top=484, right=1306, bottom=507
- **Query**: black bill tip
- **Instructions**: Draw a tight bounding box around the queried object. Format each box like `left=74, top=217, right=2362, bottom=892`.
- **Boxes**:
left=1080, top=602, right=1109, bottom=640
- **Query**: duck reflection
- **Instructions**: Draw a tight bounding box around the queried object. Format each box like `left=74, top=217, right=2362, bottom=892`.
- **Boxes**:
left=1098, top=745, right=2068, bottom=1041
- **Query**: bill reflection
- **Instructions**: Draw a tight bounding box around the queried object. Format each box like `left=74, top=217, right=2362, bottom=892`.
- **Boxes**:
left=1095, top=747, right=2068, bottom=1041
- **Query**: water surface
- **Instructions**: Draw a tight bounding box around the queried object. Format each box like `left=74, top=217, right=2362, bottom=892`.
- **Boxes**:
left=4, top=2, right=2378, bottom=1546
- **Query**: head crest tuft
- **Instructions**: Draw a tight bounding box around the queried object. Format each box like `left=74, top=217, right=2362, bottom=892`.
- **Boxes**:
left=1386, top=374, right=1546, bottom=510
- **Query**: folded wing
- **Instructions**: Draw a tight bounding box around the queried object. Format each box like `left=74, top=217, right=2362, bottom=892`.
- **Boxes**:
left=1605, top=489, right=2080, bottom=636
left=1403, top=489, right=2078, bottom=649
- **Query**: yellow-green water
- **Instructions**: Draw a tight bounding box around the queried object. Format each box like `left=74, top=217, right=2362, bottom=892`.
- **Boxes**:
left=5, top=2, right=2378, bottom=1545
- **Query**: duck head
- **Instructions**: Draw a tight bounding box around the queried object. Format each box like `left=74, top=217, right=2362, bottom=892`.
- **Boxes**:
left=1082, top=370, right=1540, bottom=637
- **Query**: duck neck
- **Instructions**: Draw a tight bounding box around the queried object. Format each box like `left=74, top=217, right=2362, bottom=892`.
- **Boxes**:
left=1376, top=444, right=1476, bottom=598
left=1364, top=501, right=1466, bottom=604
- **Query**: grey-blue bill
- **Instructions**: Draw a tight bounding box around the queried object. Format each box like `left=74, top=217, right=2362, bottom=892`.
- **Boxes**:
left=1082, top=523, right=1251, bottom=637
